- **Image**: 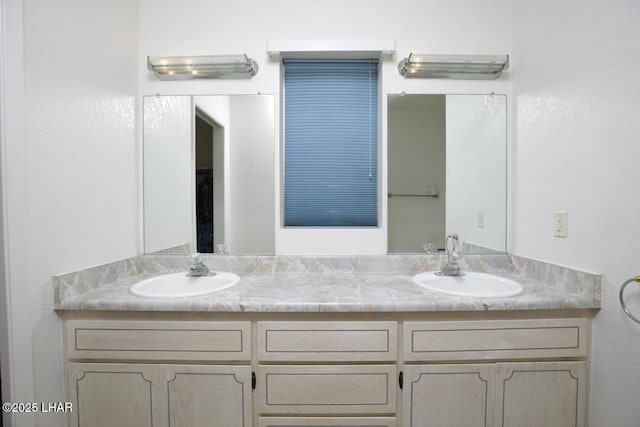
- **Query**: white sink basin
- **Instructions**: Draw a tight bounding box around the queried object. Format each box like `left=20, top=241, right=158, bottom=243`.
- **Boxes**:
left=413, top=271, right=523, bottom=298
left=130, top=272, right=240, bottom=298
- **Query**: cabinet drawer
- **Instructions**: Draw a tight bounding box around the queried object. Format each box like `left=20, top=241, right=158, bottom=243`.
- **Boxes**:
left=258, top=321, right=397, bottom=362
left=258, top=417, right=396, bottom=426
left=258, top=365, right=397, bottom=415
left=67, top=320, right=251, bottom=361
left=404, top=318, right=588, bottom=361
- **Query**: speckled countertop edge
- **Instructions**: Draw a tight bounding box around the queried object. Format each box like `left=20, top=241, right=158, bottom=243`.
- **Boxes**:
left=53, top=254, right=602, bottom=313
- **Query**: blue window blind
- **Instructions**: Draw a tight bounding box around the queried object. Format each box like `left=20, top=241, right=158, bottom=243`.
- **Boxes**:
left=283, top=59, right=379, bottom=227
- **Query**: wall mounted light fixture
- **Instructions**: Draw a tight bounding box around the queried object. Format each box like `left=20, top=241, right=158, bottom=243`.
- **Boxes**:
left=147, top=54, right=258, bottom=80
left=398, top=54, right=509, bottom=79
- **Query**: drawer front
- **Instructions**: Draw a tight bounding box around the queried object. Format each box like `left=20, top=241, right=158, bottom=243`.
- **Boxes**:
left=67, top=320, right=251, bottom=361
left=404, top=318, right=588, bottom=361
left=258, top=417, right=396, bottom=426
left=258, top=365, right=397, bottom=415
left=258, top=321, right=397, bottom=362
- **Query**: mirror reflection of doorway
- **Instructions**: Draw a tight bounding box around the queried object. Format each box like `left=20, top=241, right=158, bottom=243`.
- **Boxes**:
left=195, top=109, right=223, bottom=253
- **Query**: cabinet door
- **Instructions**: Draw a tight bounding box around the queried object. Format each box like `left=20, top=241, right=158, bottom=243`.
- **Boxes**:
left=68, top=364, right=252, bottom=427
left=68, top=363, right=162, bottom=427
left=403, top=364, right=495, bottom=427
left=495, top=361, right=587, bottom=427
left=163, top=365, right=252, bottom=427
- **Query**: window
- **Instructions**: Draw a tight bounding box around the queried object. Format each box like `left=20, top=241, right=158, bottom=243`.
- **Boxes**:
left=283, top=59, right=379, bottom=227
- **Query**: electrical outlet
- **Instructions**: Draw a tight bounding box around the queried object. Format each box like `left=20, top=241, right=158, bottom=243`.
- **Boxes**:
left=553, top=211, right=568, bottom=237
left=477, top=210, right=485, bottom=228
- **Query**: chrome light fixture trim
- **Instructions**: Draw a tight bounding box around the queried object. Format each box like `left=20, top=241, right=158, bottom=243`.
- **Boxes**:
left=398, top=53, right=509, bottom=79
left=147, top=54, right=258, bottom=80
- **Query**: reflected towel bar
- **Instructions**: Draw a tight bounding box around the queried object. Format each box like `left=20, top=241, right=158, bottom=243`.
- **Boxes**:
left=619, top=276, right=640, bottom=324
left=388, top=192, right=438, bottom=198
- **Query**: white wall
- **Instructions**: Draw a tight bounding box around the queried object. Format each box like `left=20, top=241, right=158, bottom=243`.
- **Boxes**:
left=1, top=1, right=140, bottom=426
left=139, top=0, right=512, bottom=254
left=511, top=1, right=640, bottom=425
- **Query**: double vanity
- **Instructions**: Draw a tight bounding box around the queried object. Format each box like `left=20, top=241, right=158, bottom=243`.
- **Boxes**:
left=55, top=253, right=600, bottom=427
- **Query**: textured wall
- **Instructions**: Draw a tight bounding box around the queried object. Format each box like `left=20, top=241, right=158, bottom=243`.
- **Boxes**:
left=20, top=0, right=140, bottom=425
left=511, top=1, right=640, bottom=425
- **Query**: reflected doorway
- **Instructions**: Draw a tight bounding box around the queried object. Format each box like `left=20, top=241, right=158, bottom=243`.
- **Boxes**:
left=195, top=109, right=224, bottom=253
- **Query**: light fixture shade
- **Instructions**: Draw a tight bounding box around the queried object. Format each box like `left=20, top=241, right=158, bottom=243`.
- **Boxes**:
left=398, top=54, right=509, bottom=79
left=147, top=54, right=258, bottom=80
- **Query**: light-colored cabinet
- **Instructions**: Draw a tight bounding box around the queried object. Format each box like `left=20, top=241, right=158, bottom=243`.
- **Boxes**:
left=164, top=364, right=252, bottom=427
left=65, top=319, right=253, bottom=427
left=256, top=321, right=398, bottom=425
left=258, top=417, right=397, bottom=426
left=68, top=363, right=156, bottom=427
left=68, top=363, right=252, bottom=427
left=258, top=364, right=397, bottom=415
left=402, top=319, right=589, bottom=427
left=404, top=364, right=495, bottom=427
left=403, top=362, right=586, bottom=427
left=403, top=318, right=588, bottom=362
left=63, top=314, right=590, bottom=427
left=66, top=319, right=251, bottom=361
left=496, top=361, right=587, bottom=427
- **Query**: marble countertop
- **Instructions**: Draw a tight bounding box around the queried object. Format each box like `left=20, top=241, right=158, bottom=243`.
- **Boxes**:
left=54, top=254, right=602, bottom=313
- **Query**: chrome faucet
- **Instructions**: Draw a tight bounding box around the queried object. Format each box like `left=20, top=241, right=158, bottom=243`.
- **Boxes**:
left=187, top=253, right=214, bottom=277
left=436, top=233, right=465, bottom=276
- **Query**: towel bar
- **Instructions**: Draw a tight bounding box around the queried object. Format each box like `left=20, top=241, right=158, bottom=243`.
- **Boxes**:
left=619, top=276, right=640, bottom=324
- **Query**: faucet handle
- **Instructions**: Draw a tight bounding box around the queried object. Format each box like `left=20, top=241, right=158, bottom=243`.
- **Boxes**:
left=445, top=234, right=459, bottom=253
left=191, top=252, right=202, bottom=265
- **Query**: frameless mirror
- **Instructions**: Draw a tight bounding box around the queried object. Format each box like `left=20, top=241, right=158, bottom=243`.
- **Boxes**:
left=387, top=94, right=507, bottom=254
left=143, top=95, right=275, bottom=255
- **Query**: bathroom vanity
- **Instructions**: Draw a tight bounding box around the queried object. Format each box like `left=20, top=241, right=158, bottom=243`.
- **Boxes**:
left=55, top=254, right=600, bottom=427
